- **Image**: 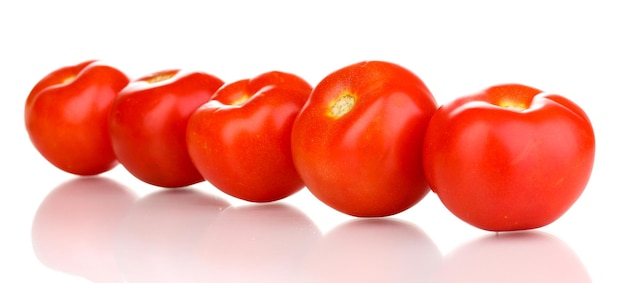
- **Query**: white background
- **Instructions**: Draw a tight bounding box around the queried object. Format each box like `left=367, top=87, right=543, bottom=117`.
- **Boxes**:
left=1, top=0, right=624, bottom=282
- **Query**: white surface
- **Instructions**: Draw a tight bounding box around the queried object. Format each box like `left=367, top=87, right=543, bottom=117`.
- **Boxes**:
left=2, top=0, right=624, bottom=282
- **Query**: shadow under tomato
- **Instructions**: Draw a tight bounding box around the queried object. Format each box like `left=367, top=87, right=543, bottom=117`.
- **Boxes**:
left=301, top=218, right=443, bottom=283
left=432, top=230, right=592, bottom=283
left=31, top=176, right=138, bottom=283
left=114, top=187, right=231, bottom=283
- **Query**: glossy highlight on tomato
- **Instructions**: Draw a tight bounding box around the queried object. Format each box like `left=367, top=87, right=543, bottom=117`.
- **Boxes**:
left=422, top=83, right=595, bottom=231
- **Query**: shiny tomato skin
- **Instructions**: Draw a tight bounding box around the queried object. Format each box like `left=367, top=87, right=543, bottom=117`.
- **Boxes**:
left=110, top=70, right=223, bottom=188
left=187, top=71, right=312, bottom=202
left=291, top=61, right=438, bottom=217
left=422, top=84, right=595, bottom=231
left=25, top=60, right=130, bottom=175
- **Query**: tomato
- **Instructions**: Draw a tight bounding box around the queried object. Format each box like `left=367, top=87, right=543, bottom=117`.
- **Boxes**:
left=110, top=70, right=223, bottom=188
left=24, top=60, right=129, bottom=176
left=291, top=61, right=438, bottom=217
left=422, top=83, right=595, bottom=231
left=187, top=71, right=312, bottom=202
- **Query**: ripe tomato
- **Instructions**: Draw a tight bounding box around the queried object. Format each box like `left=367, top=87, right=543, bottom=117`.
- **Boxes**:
left=25, top=60, right=130, bottom=175
left=187, top=71, right=312, bottom=202
left=291, top=61, right=438, bottom=217
left=109, top=69, right=223, bottom=188
left=422, top=84, right=595, bottom=231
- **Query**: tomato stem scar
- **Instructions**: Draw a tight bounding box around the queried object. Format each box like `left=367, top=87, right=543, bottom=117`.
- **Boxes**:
left=146, top=73, right=175, bottom=84
left=231, top=94, right=250, bottom=106
left=62, top=75, right=76, bottom=84
left=330, top=93, right=356, bottom=118
left=498, top=101, right=528, bottom=111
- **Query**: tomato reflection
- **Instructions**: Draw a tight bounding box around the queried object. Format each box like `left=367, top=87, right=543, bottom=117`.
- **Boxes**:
left=33, top=178, right=590, bottom=283
left=114, top=188, right=231, bottom=282
left=302, top=218, right=443, bottom=283
left=31, top=177, right=137, bottom=283
left=433, top=231, right=591, bottom=283
left=193, top=203, right=323, bottom=282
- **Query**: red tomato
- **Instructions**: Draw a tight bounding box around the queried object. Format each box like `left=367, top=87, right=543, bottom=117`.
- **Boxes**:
left=186, top=71, right=312, bottom=202
left=291, top=61, right=438, bottom=217
left=422, top=84, right=595, bottom=231
left=110, top=70, right=223, bottom=188
left=25, top=60, right=129, bottom=175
